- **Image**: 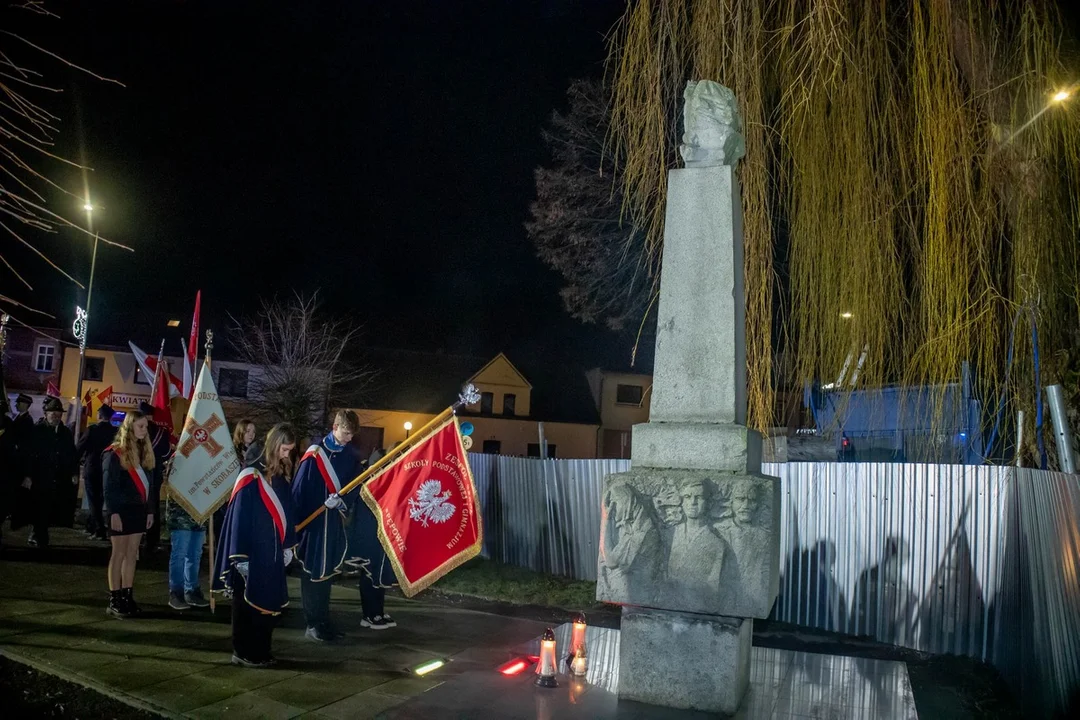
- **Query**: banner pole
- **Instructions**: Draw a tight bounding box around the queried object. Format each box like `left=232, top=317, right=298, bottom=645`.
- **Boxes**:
left=204, top=329, right=216, bottom=614
left=295, top=405, right=456, bottom=532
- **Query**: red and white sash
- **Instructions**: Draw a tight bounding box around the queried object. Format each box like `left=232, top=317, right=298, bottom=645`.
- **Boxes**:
left=112, top=449, right=150, bottom=503
left=301, top=445, right=342, bottom=495
left=231, top=468, right=288, bottom=543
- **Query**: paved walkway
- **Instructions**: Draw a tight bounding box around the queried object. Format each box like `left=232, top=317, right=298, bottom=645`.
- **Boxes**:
left=0, top=526, right=547, bottom=719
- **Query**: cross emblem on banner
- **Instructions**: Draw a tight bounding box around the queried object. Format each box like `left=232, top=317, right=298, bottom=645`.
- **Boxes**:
left=180, top=414, right=225, bottom=458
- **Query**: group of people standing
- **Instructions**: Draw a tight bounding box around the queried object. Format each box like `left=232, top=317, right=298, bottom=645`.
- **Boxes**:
left=0, top=394, right=79, bottom=548
left=2, top=396, right=397, bottom=670
left=215, top=410, right=397, bottom=668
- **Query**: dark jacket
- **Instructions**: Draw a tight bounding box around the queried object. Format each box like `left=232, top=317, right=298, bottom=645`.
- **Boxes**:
left=77, top=421, right=117, bottom=483
left=103, top=448, right=156, bottom=514
left=28, top=421, right=78, bottom=484
left=10, top=412, right=36, bottom=478
left=26, top=421, right=79, bottom=527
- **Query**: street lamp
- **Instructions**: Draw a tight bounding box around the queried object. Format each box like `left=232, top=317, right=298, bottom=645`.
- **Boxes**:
left=404, top=421, right=413, bottom=439
left=72, top=201, right=101, bottom=442
left=1052, top=89, right=1071, bottom=103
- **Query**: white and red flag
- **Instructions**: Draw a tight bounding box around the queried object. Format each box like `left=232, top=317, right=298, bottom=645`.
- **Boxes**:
left=150, top=356, right=177, bottom=441
left=167, top=361, right=241, bottom=523
left=359, top=416, right=483, bottom=596
left=182, top=291, right=201, bottom=400
left=129, top=341, right=183, bottom=397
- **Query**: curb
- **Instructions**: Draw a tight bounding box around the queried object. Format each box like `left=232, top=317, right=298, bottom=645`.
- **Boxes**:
left=0, top=647, right=183, bottom=720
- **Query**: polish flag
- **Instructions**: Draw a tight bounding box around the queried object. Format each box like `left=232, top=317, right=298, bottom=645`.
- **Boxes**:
left=129, top=341, right=183, bottom=397
left=150, top=357, right=177, bottom=441
left=183, top=291, right=201, bottom=400
left=46, top=381, right=61, bottom=397
left=181, top=338, right=194, bottom=402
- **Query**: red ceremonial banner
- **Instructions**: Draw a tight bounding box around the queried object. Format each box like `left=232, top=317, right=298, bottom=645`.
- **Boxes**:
left=360, top=417, right=483, bottom=596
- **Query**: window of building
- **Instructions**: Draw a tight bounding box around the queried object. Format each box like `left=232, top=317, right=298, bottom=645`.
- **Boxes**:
left=502, top=393, right=516, bottom=416
left=83, top=357, right=105, bottom=382
left=482, top=439, right=501, bottom=454
left=134, top=364, right=151, bottom=385
left=218, top=368, right=250, bottom=398
left=616, top=384, right=644, bottom=405
left=527, top=443, right=557, bottom=459
left=33, top=342, right=55, bottom=372
left=480, top=392, right=494, bottom=414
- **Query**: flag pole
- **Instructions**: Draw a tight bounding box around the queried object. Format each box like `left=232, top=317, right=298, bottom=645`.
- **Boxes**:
left=205, top=329, right=216, bottom=614
left=294, top=383, right=481, bottom=533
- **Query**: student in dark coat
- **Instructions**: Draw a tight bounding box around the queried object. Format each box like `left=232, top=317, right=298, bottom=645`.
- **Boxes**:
left=77, top=404, right=117, bottom=540
left=291, top=410, right=360, bottom=641
left=103, top=412, right=157, bottom=618
left=213, top=423, right=298, bottom=668
left=20, top=397, right=77, bottom=548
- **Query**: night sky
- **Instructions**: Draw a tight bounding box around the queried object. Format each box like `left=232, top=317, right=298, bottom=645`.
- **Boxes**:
left=5, top=0, right=634, bottom=368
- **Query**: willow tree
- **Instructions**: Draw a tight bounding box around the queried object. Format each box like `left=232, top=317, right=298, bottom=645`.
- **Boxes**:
left=608, top=0, right=1080, bottom=463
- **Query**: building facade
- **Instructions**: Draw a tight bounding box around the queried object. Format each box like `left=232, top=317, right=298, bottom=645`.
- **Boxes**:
left=344, top=351, right=603, bottom=461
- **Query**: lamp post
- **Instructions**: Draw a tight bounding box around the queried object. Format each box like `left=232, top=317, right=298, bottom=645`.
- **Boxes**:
left=72, top=202, right=100, bottom=442
left=404, top=421, right=413, bottom=439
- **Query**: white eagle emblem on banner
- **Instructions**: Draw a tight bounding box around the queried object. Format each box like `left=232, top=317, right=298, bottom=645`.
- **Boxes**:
left=408, top=479, right=456, bottom=527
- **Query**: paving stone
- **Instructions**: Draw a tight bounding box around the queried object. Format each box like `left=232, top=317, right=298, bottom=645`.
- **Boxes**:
left=80, top=655, right=203, bottom=690
left=188, top=690, right=306, bottom=720
left=315, top=690, right=408, bottom=720
left=252, top=672, right=358, bottom=710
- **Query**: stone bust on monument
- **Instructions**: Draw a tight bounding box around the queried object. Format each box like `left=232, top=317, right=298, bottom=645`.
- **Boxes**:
left=596, top=80, right=780, bottom=715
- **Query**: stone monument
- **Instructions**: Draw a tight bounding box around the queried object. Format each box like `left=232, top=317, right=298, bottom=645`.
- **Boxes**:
left=596, top=80, right=780, bottom=715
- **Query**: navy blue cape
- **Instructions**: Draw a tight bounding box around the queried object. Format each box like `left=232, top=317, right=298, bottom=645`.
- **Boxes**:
left=212, top=463, right=297, bottom=614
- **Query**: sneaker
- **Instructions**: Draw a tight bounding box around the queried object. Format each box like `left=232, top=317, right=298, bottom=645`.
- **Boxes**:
left=231, top=654, right=271, bottom=668
left=184, top=589, right=210, bottom=608
left=305, top=626, right=333, bottom=642
left=381, top=613, right=397, bottom=628
left=360, top=615, right=390, bottom=630
left=169, top=590, right=190, bottom=610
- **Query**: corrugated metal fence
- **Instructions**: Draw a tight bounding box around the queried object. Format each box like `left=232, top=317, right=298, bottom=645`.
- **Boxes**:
left=466, top=454, right=1080, bottom=715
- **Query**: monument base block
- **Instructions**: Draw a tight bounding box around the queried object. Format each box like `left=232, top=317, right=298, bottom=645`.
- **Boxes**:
left=632, top=421, right=762, bottom=474
left=618, top=606, right=751, bottom=715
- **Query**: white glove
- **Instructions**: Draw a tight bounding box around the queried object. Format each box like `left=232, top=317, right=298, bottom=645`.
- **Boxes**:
left=234, top=561, right=250, bottom=580
left=283, top=548, right=294, bottom=566
left=324, top=493, right=345, bottom=511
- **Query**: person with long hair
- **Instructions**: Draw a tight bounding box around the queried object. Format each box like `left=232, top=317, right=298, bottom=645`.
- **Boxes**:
left=232, top=419, right=257, bottom=462
left=213, top=423, right=298, bottom=668
left=103, top=412, right=156, bottom=618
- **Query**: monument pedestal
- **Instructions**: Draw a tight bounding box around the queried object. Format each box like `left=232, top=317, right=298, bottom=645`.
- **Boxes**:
left=619, top=608, right=751, bottom=714
left=595, top=82, right=780, bottom=716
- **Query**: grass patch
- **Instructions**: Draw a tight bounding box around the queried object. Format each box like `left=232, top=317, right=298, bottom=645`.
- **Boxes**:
left=432, top=558, right=601, bottom=610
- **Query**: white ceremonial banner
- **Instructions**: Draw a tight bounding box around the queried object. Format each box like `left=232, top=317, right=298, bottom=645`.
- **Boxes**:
left=166, top=362, right=242, bottom=523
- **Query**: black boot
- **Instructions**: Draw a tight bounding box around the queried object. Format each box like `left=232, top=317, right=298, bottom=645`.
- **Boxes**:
left=107, top=590, right=130, bottom=619
left=122, top=587, right=141, bottom=616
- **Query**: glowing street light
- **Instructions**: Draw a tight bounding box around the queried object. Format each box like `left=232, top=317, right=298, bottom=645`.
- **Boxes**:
left=73, top=200, right=101, bottom=442
left=404, top=421, right=413, bottom=438
left=840, top=311, right=854, bottom=320
left=1053, top=89, right=1071, bottom=103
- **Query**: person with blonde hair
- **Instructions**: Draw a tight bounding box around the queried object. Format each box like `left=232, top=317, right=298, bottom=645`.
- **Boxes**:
left=213, top=423, right=298, bottom=667
left=103, top=412, right=157, bottom=618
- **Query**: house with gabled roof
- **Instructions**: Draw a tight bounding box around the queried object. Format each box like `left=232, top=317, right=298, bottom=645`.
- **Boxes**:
left=340, top=349, right=604, bottom=460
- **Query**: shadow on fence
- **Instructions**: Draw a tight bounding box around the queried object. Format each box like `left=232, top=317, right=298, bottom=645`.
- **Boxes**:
left=466, top=453, right=1080, bottom=716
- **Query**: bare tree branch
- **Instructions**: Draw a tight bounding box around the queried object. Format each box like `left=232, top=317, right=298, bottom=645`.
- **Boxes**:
left=227, top=292, right=375, bottom=440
